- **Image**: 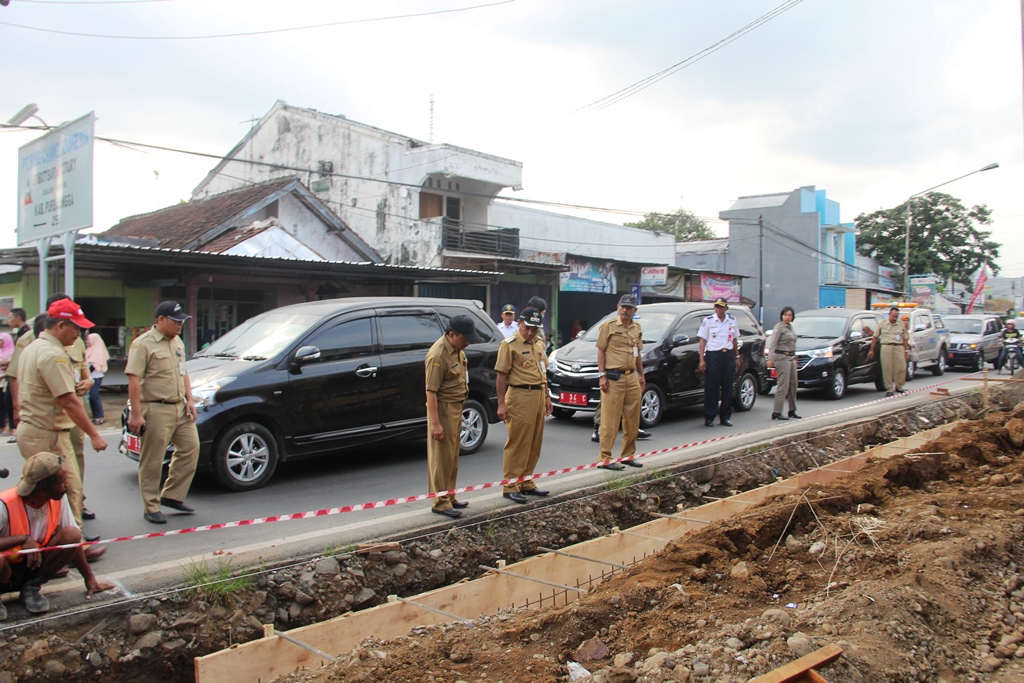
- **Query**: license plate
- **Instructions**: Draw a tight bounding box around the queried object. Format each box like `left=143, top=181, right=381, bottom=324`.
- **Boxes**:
left=125, top=432, right=142, bottom=457
left=560, top=392, right=588, bottom=407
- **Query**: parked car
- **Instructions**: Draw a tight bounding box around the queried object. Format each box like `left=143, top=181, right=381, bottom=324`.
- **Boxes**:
left=119, top=297, right=502, bottom=491
left=943, top=314, right=1003, bottom=370
left=764, top=308, right=885, bottom=400
left=546, top=302, right=768, bottom=427
left=903, top=307, right=949, bottom=379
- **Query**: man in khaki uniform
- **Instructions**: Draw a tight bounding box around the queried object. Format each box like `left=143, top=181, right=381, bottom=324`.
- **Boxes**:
left=15, top=299, right=108, bottom=530
left=868, top=304, right=910, bottom=397
left=127, top=301, right=200, bottom=525
left=424, top=315, right=483, bottom=519
left=495, top=307, right=552, bottom=504
left=596, top=295, right=646, bottom=471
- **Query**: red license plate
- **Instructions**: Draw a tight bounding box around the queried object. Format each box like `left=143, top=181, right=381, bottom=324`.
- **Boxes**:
left=125, top=432, right=142, bottom=457
left=560, top=392, right=588, bottom=407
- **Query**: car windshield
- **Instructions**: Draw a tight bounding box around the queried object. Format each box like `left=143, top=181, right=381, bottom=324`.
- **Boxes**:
left=944, top=319, right=983, bottom=334
left=581, top=310, right=678, bottom=343
left=791, top=316, right=848, bottom=339
left=196, top=311, right=323, bottom=359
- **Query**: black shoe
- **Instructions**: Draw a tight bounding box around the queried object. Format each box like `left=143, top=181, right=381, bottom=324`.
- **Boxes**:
left=771, top=413, right=789, bottom=421
left=81, top=508, right=96, bottom=521
left=591, top=429, right=600, bottom=443
left=720, top=420, right=733, bottom=427
left=83, top=533, right=100, bottom=543
left=598, top=462, right=625, bottom=471
left=705, top=419, right=715, bottom=427
left=622, top=458, right=643, bottom=468
left=895, top=388, right=906, bottom=394
left=788, top=411, right=802, bottom=419
left=451, top=500, right=469, bottom=509
left=160, top=498, right=195, bottom=513
left=20, top=578, right=49, bottom=614
left=637, top=429, right=651, bottom=439
left=144, top=511, right=167, bottom=524
left=522, top=488, right=549, bottom=496
left=885, top=391, right=894, bottom=397
left=503, top=492, right=529, bottom=504
left=432, top=507, right=461, bottom=519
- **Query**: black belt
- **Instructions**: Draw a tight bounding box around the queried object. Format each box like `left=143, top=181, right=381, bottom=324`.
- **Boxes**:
left=774, top=351, right=794, bottom=356
left=510, top=384, right=544, bottom=391
left=613, top=368, right=635, bottom=375
left=143, top=399, right=183, bottom=404
left=882, top=343, right=903, bottom=346
left=707, top=349, right=734, bottom=354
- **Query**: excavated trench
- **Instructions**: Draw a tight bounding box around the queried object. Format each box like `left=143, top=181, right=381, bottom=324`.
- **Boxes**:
left=0, top=385, right=1015, bottom=683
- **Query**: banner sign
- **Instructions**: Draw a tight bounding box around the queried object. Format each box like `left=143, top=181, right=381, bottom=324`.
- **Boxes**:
left=700, top=273, right=740, bottom=302
left=559, top=258, right=616, bottom=294
left=17, top=112, right=95, bottom=245
left=878, top=265, right=896, bottom=291
left=966, top=264, right=989, bottom=314
left=908, top=275, right=938, bottom=309
left=640, top=266, right=667, bottom=286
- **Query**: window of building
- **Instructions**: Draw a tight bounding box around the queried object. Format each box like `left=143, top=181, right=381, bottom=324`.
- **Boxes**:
left=420, top=192, right=443, bottom=219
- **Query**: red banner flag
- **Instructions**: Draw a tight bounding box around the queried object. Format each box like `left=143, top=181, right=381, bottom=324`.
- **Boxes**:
left=966, top=264, right=989, bottom=313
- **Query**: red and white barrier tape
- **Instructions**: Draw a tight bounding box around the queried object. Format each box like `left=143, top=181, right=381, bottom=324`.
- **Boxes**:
left=2, top=371, right=978, bottom=558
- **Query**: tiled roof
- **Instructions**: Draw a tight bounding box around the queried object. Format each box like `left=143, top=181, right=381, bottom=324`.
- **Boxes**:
left=100, top=176, right=299, bottom=251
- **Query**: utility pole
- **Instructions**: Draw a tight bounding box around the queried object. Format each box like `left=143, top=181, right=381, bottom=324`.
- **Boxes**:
left=758, top=214, right=764, bottom=326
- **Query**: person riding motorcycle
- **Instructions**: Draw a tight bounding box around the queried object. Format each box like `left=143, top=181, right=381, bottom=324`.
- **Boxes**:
left=997, top=320, right=1024, bottom=373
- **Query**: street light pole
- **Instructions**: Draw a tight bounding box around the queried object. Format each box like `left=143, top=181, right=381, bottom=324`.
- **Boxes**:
left=902, top=162, right=999, bottom=297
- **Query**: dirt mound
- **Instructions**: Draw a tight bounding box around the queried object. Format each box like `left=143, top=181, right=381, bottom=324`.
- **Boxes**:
left=275, top=407, right=1024, bottom=683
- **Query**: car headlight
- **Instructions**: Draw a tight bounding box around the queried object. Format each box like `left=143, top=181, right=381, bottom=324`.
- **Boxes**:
left=192, top=377, right=236, bottom=409
left=809, top=347, right=834, bottom=359
left=968, top=343, right=978, bottom=349
left=547, top=348, right=558, bottom=365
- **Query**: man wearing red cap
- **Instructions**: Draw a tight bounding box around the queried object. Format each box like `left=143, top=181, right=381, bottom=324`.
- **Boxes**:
left=0, top=452, right=114, bottom=619
left=14, top=299, right=109, bottom=527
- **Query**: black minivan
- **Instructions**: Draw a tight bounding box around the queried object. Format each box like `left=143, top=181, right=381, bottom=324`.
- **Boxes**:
left=546, top=302, right=768, bottom=427
left=136, top=298, right=502, bottom=492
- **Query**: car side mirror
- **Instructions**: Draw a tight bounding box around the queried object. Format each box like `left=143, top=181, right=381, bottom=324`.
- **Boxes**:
left=575, top=330, right=585, bottom=340
left=914, top=324, right=926, bottom=332
left=849, top=330, right=863, bottom=340
left=294, top=345, right=321, bottom=365
left=672, top=333, right=691, bottom=346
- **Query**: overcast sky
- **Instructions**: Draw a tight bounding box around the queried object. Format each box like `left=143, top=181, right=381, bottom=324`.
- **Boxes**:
left=2, top=0, right=1022, bottom=276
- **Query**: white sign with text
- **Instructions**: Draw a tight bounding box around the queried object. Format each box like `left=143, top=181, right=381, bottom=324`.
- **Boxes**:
left=640, top=266, right=668, bottom=286
left=17, top=112, right=95, bottom=245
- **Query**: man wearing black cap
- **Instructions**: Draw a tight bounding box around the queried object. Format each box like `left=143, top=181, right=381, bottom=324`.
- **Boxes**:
left=0, top=452, right=114, bottom=619
left=595, top=295, right=645, bottom=470
left=697, top=298, right=740, bottom=427
left=127, top=301, right=200, bottom=524
left=424, top=315, right=483, bottom=519
left=495, top=307, right=552, bottom=503
left=497, top=304, right=517, bottom=340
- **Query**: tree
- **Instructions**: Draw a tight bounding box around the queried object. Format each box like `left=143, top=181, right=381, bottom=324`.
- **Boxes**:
left=855, top=191, right=1000, bottom=288
left=626, top=208, right=715, bottom=241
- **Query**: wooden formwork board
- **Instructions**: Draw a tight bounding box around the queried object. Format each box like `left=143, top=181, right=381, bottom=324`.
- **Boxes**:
left=195, top=422, right=962, bottom=682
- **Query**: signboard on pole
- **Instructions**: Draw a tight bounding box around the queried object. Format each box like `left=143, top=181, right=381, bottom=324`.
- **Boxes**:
left=17, top=112, right=95, bottom=245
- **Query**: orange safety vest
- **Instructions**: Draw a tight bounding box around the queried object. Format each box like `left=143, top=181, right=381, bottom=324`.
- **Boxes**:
left=0, top=487, right=61, bottom=564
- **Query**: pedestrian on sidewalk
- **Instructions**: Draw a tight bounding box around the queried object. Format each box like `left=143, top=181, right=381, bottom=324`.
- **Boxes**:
left=85, top=332, right=109, bottom=425
left=595, top=294, right=645, bottom=471
left=698, top=298, right=740, bottom=427
left=868, top=304, right=909, bottom=397
left=0, top=333, right=13, bottom=436
left=767, top=306, right=801, bottom=421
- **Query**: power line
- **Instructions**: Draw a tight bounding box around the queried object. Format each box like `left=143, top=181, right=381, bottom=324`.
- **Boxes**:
left=0, top=0, right=515, bottom=40
left=573, top=0, right=805, bottom=114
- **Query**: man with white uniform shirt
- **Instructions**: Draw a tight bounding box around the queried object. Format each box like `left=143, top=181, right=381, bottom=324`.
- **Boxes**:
left=698, top=298, right=741, bottom=427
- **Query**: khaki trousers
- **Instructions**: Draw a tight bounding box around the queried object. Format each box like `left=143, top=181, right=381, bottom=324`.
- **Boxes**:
left=139, top=402, right=200, bottom=514
left=17, top=422, right=82, bottom=526
left=771, top=355, right=798, bottom=414
left=880, top=345, right=907, bottom=392
left=597, top=372, right=640, bottom=462
left=427, top=400, right=463, bottom=511
left=501, top=387, right=545, bottom=493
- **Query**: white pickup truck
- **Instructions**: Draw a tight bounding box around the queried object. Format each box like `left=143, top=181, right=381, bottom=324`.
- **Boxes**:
left=904, top=308, right=950, bottom=379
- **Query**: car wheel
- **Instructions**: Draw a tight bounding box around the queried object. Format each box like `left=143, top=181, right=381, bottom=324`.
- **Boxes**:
left=459, top=399, right=488, bottom=455
left=906, top=360, right=917, bottom=381
left=551, top=407, right=576, bottom=420
left=214, top=422, right=279, bottom=492
left=824, top=367, right=847, bottom=400
left=733, top=373, right=757, bottom=412
left=640, top=384, right=664, bottom=428
left=931, top=348, right=946, bottom=376
left=971, top=352, right=982, bottom=372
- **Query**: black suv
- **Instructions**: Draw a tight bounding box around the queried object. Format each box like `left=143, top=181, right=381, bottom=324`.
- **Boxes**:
left=122, top=297, right=501, bottom=491
left=763, top=308, right=884, bottom=400
left=546, top=302, right=768, bottom=427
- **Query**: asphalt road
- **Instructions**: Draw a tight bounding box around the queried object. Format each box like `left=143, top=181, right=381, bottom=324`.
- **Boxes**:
left=0, top=367, right=976, bottom=596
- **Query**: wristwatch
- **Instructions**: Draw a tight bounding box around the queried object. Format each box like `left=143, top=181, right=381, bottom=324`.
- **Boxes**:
left=598, top=371, right=606, bottom=377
